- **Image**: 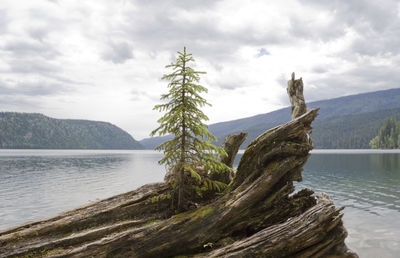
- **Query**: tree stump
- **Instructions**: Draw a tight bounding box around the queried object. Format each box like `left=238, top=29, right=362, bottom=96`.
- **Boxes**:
left=287, top=72, right=307, bottom=120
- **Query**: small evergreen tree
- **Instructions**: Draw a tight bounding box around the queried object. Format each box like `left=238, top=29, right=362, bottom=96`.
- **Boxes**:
left=151, top=47, right=231, bottom=210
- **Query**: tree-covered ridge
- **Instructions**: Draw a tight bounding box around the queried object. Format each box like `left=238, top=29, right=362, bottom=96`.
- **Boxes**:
left=141, top=88, right=400, bottom=149
left=311, top=108, right=400, bottom=149
left=0, top=112, right=143, bottom=149
left=370, top=117, right=400, bottom=149
left=142, top=108, right=400, bottom=150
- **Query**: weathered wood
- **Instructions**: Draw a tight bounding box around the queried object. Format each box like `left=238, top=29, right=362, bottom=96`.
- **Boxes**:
left=219, top=132, right=247, bottom=168
left=287, top=72, right=307, bottom=119
left=0, top=109, right=357, bottom=258
left=196, top=194, right=357, bottom=258
left=0, top=183, right=171, bottom=257
left=212, top=132, right=247, bottom=184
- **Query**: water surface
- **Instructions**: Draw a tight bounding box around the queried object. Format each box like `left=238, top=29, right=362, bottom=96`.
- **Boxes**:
left=0, top=149, right=399, bottom=257
left=299, top=151, right=400, bottom=258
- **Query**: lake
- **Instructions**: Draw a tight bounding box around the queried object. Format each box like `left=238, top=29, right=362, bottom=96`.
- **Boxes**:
left=0, top=149, right=399, bottom=257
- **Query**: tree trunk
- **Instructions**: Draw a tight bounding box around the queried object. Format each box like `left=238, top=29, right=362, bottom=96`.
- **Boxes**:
left=178, top=47, right=188, bottom=211
left=287, top=72, right=307, bottom=120
left=0, top=109, right=358, bottom=258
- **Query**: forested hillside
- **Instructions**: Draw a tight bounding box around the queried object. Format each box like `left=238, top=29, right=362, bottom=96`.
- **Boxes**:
left=312, top=108, right=400, bottom=149
left=0, top=112, right=143, bottom=149
left=141, top=88, right=400, bottom=149
left=369, top=117, right=400, bottom=149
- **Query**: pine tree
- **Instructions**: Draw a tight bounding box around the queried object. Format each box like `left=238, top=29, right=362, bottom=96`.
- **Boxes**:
left=370, top=117, right=400, bottom=149
left=151, top=47, right=231, bottom=210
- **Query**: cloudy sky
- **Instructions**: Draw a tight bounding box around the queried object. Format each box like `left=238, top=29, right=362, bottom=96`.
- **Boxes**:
left=0, top=0, right=399, bottom=139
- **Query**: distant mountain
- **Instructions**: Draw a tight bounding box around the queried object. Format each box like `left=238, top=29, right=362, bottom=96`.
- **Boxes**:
left=141, top=88, right=400, bottom=149
left=0, top=112, right=143, bottom=149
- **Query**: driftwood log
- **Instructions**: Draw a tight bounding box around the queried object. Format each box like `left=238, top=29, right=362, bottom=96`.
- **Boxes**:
left=0, top=109, right=357, bottom=257
left=287, top=72, right=307, bottom=120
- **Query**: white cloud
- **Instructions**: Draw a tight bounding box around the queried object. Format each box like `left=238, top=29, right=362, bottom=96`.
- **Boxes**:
left=0, top=0, right=399, bottom=139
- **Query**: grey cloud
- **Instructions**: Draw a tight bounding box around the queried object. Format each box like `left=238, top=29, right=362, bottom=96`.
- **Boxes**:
left=285, top=0, right=400, bottom=105
left=0, top=95, right=42, bottom=110
left=306, top=64, right=400, bottom=102
left=3, top=40, right=59, bottom=58
left=347, top=25, right=400, bottom=57
left=289, top=15, right=346, bottom=42
left=126, top=0, right=399, bottom=64
left=0, top=80, right=71, bottom=97
left=274, top=74, right=291, bottom=106
left=28, top=27, right=50, bottom=41
left=311, top=66, right=328, bottom=74
left=215, top=82, right=241, bottom=90
left=276, top=74, right=288, bottom=89
left=301, top=0, right=400, bottom=56
left=121, top=1, right=290, bottom=62
left=102, top=42, right=134, bottom=64
left=0, top=10, right=8, bottom=34
left=264, top=91, right=290, bottom=107
left=277, top=92, right=291, bottom=106
left=2, top=57, right=89, bottom=88
left=131, top=89, right=159, bottom=101
left=213, top=77, right=247, bottom=90
left=131, top=0, right=223, bottom=11
left=1, top=0, right=398, bottom=116
left=25, top=7, right=69, bottom=42
left=302, top=0, right=396, bottom=29
left=7, top=58, right=59, bottom=75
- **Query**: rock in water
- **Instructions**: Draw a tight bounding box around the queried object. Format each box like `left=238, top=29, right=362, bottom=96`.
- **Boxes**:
left=287, top=72, right=307, bottom=119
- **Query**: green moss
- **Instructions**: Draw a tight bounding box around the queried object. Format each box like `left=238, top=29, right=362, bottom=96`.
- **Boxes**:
left=22, top=248, right=50, bottom=258
left=192, top=206, right=214, bottom=221
left=144, top=219, right=161, bottom=226
left=268, top=161, right=280, bottom=171
left=145, top=193, right=171, bottom=205
left=171, top=210, right=191, bottom=222
left=203, top=242, right=214, bottom=248
left=171, top=206, right=214, bottom=223
left=218, top=237, right=235, bottom=247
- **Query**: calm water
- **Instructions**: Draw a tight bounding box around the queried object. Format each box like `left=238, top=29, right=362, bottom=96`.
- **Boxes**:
left=0, top=150, right=399, bottom=258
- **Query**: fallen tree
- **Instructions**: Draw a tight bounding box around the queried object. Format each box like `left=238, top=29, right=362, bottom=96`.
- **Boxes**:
left=0, top=109, right=357, bottom=257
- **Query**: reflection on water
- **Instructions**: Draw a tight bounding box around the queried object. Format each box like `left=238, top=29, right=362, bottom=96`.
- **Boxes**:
left=0, top=150, right=164, bottom=230
left=235, top=152, right=400, bottom=258
left=371, top=153, right=400, bottom=172
left=0, top=150, right=399, bottom=257
left=299, top=153, right=400, bottom=258
left=300, top=153, right=400, bottom=214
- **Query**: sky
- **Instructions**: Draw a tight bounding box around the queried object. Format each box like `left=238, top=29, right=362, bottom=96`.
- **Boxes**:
left=0, top=0, right=399, bottom=140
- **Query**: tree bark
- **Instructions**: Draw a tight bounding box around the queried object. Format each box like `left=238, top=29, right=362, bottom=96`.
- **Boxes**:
left=211, top=132, right=248, bottom=184
left=0, top=109, right=357, bottom=258
left=219, top=132, right=247, bottom=168
left=287, top=72, right=307, bottom=120
left=178, top=52, right=187, bottom=211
